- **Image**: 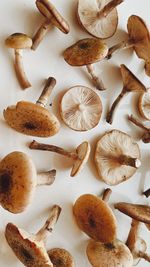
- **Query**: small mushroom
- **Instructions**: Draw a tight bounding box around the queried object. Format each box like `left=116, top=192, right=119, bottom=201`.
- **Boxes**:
left=4, top=77, right=60, bottom=137
left=138, top=89, right=150, bottom=120
left=128, top=114, right=150, bottom=143
left=60, top=85, right=102, bottom=131
left=0, top=151, right=56, bottom=213
left=95, top=130, right=141, bottom=185
left=29, top=140, right=90, bottom=177
left=48, top=248, right=75, bottom=267
left=5, top=33, right=32, bottom=89
left=106, top=64, right=146, bottom=124
left=32, top=0, right=70, bottom=50
left=78, top=0, right=124, bottom=39
left=5, top=205, right=61, bottom=267
left=63, top=38, right=108, bottom=91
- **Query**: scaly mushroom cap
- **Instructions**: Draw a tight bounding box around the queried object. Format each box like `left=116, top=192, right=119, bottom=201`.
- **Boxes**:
left=3, top=101, right=60, bottom=137
left=48, top=248, right=75, bottom=267
left=78, top=0, right=118, bottom=39
left=95, top=130, right=140, bottom=185
left=5, top=223, right=52, bottom=267
left=63, top=38, right=108, bottom=66
left=5, top=33, right=32, bottom=49
left=0, top=152, right=36, bottom=213
left=132, top=237, right=147, bottom=266
left=73, top=194, right=117, bottom=243
left=138, top=90, right=150, bottom=120
left=36, top=0, right=70, bottom=34
left=60, top=86, right=102, bottom=131
left=86, top=239, right=133, bottom=267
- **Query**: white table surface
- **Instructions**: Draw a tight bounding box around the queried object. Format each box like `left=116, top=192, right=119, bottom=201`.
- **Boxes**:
left=0, top=0, right=150, bottom=266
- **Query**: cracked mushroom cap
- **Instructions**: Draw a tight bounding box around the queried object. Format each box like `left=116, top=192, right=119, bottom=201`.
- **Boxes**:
left=64, top=38, right=108, bottom=66
left=5, top=33, right=32, bottom=49
left=3, top=101, right=60, bottom=137
left=86, top=239, right=133, bottom=267
left=48, top=248, right=75, bottom=267
left=36, top=0, right=70, bottom=34
left=60, top=86, right=102, bottom=131
left=138, top=89, right=150, bottom=120
left=73, top=194, right=117, bottom=243
left=78, top=0, right=118, bottom=39
left=95, top=130, right=140, bottom=185
left=0, top=152, right=36, bottom=213
left=5, top=223, right=52, bottom=267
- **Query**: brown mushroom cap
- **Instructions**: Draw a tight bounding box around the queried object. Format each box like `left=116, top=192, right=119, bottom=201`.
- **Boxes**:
left=138, top=90, right=150, bottom=120
left=5, top=33, right=32, bottom=49
left=3, top=101, right=60, bottom=137
left=36, top=0, right=70, bottom=34
left=48, top=248, right=75, bottom=267
left=73, top=194, right=117, bottom=243
left=60, top=86, right=102, bottom=131
left=0, top=152, right=36, bottom=213
left=63, top=38, right=108, bottom=66
left=86, top=239, right=133, bottom=267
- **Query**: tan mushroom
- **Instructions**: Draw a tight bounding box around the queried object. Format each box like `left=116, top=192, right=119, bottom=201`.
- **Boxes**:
left=5, top=205, right=61, bottom=267
left=60, top=86, right=102, bottom=131
left=29, top=140, right=90, bottom=177
left=5, top=33, right=32, bottom=89
left=78, top=0, right=124, bottom=39
left=138, top=89, right=150, bottom=120
left=63, top=38, right=108, bottom=91
left=32, top=0, right=70, bottom=50
left=128, top=115, right=150, bottom=143
left=48, top=248, right=75, bottom=267
left=0, top=151, right=56, bottom=213
left=106, top=64, right=146, bottom=124
left=95, top=130, right=141, bottom=185
left=4, top=77, right=60, bottom=137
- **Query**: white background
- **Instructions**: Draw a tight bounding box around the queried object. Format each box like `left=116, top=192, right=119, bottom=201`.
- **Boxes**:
left=0, top=0, right=150, bottom=266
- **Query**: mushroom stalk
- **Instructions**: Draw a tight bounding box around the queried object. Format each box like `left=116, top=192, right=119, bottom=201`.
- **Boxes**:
left=102, top=188, right=112, bottom=202
left=36, top=77, right=56, bottom=107
left=126, top=219, right=140, bottom=251
left=138, top=251, right=150, bottom=262
left=32, top=19, right=52, bottom=50
left=86, top=64, right=105, bottom=91
left=128, top=115, right=149, bottom=131
left=107, top=40, right=133, bottom=59
left=143, top=188, right=150, bottom=198
left=37, top=170, right=56, bottom=185
left=118, top=155, right=141, bottom=168
left=97, top=0, right=124, bottom=19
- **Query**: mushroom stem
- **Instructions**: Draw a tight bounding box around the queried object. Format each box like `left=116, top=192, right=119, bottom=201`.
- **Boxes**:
left=97, top=0, right=124, bottom=19
left=37, top=169, right=56, bottom=186
left=29, top=140, right=78, bottom=160
left=32, top=19, right=52, bottom=50
left=102, top=188, right=112, bottom=202
left=86, top=64, right=106, bottom=91
left=128, top=115, right=149, bottom=131
left=107, top=40, right=133, bottom=59
left=138, top=251, right=150, bottom=262
left=145, top=61, right=150, bottom=77
left=118, top=155, right=141, bottom=168
left=143, top=188, right=150, bottom=198
left=126, top=219, right=140, bottom=251
left=14, top=49, right=31, bottom=89
left=36, top=77, right=56, bottom=107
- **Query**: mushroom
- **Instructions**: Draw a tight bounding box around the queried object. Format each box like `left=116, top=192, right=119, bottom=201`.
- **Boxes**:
left=32, top=0, right=70, bottom=50
left=48, top=248, right=75, bottom=267
left=5, top=205, right=61, bottom=267
left=5, top=33, right=32, bottom=89
left=77, top=0, right=124, bottom=39
left=29, top=140, right=90, bottom=177
left=106, top=64, right=146, bottom=124
left=63, top=38, right=108, bottom=91
left=128, top=114, right=150, bottom=143
left=138, top=89, right=150, bottom=120
left=60, top=85, right=102, bottom=131
left=4, top=77, right=60, bottom=137
left=0, top=151, right=56, bottom=213
left=95, top=129, right=141, bottom=185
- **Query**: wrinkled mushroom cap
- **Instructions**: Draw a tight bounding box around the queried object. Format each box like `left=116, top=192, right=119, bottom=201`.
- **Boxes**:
left=86, top=239, right=133, bottom=267
left=60, top=86, right=102, bottom=131
left=5, top=33, right=32, bottom=49
left=0, top=152, right=36, bottom=213
left=48, top=248, right=75, bottom=267
left=73, top=194, right=117, bottom=243
left=64, top=38, right=108, bottom=66
left=5, top=223, right=52, bottom=267
left=3, top=101, right=60, bottom=137
left=95, top=130, right=140, bottom=185
left=36, top=0, right=70, bottom=34
left=78, top=0, right=118, bottom=39
left=138, top=89, right=150, bottom=120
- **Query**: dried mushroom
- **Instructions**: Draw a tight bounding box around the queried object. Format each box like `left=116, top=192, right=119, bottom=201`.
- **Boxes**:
left=4, top=77, right=60, bottom=137
left=64, top=38, right=108, bottom=90
left=138, top=89, right=150, bottom=120
left=60, top=86, right=102, bottom=131
left=48, top=248, right=75, bottom=267
left=106, top=64, right=146, bottom=124
left=5, top=33, right=32, bottom=89
left=5, top=205, right=61, bottom=267
left=128, top=115, right=150, bottom=143
left=32, top=0, right=70, bottom=50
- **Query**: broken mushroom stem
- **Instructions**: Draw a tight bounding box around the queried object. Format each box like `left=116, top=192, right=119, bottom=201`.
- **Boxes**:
left=118, top=155, right=141, bottom=168
left=36, top=77, right=56, bottom=107
left=107, top=39, right=133, bottom=59
left=15, top=49, right=31, bottom=89
left=86, top=64, right=105, bottom=91
left=97, top=0, right=124, bottom=19
left=32, top=19, right=52, bottom=51
left=143, top=188, right=150, bottom=198
left=102, top=188, right=112, bottom=202
left=37, top=169, right=56, bottom=185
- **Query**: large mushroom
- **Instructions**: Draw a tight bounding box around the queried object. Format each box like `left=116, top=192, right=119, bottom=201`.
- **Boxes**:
left=0, top=151, right=56, bottom=213
left=128, top=115, right=150, bottom=143
left=5, top=205, right=61, bottom=267
left=138, top=89, right=150, bottom=120
left=4, top=77, right=60, bottom=137
left=60, top=86, right=102, bottom=131
left=32, top=0, right=70, bottom=50
left=106, top=64, right=146, bottom=124
left=63, top=38, right=108, bottom=90
left=77, top=0, right=124, bottom=39
left=29, top=140, right=90, bottom=177
left=48, top=248, right=75, bottom=267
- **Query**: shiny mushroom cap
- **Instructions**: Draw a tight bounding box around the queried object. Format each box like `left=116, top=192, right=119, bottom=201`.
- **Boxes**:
left=60, top=86, right=102, bottom=131
left=138, top=89, right=150, bottom=120
left=48, top=248, right=75, bottom=267
left=64, top=38, right=108, bottom=66
left=5, top=33, right=32, bottom=49
left=0, top=152, right=37, bottom=213
left=3, top=101, right=60, bottom=137
left=73, top=194, right=117, bottom=243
